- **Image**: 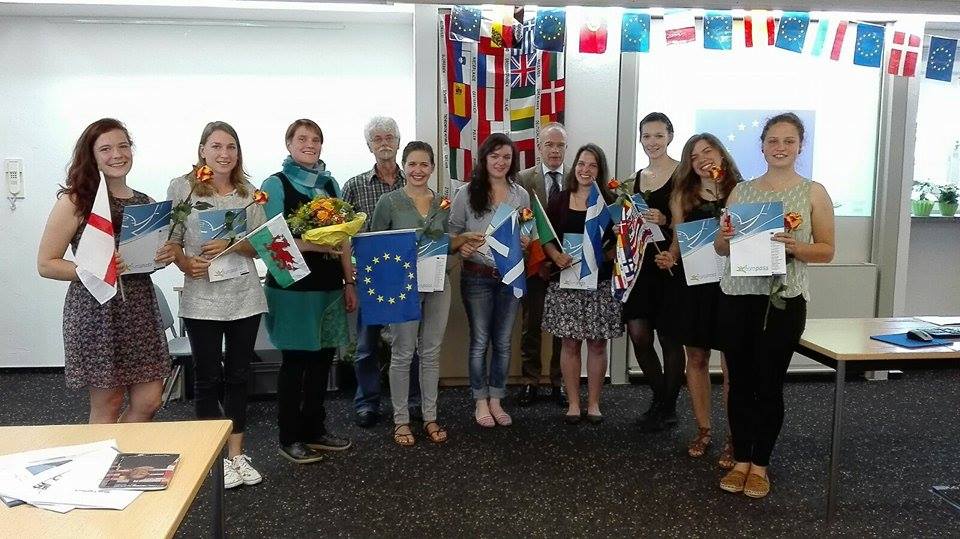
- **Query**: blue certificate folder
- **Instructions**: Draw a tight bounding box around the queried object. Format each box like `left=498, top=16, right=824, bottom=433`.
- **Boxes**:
left=198, top=208, right=248, bottom=241
left=869, top=333, right=951, bottom=349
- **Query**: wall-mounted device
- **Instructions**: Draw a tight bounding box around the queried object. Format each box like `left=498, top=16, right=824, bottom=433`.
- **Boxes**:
left=5, top=159, right=24, bottom=211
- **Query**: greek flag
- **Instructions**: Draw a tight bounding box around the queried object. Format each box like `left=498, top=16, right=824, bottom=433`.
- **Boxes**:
left=581, top=183, right=611, bottom=279
left=488, top=211, right=526, bottom=298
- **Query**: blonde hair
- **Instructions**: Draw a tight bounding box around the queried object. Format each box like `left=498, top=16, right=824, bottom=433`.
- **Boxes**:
left=193, top=121, right=249, bottom=198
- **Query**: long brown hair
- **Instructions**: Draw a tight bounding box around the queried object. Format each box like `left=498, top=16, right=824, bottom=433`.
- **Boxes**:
left=468, top=133, right=519, bottom=215
left=192, top=121, right=249, bottom=197
left=672, top=133, right=742, bottom=217
left=59, top=118, right=131, bottom=218
left=564, top=144, right=615, bottom=204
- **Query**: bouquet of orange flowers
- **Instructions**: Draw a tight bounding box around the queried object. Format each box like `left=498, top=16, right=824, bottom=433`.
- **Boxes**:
left=287, top=195, right=366, bottom=247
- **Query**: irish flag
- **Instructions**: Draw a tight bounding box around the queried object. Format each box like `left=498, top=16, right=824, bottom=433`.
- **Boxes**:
left=75, top=174, right=118, bottom=305
left=245, top=214, right=311, bottom=287
left=524, top=193, right=558, bottom=277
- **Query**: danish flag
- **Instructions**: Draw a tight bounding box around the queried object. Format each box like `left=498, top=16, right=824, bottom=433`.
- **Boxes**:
left=887, top=31, right=922, bottom=77
left=74, top=173, right=118, bottom=304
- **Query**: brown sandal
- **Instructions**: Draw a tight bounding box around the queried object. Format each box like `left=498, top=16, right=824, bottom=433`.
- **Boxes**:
left=423, top=421, right=448, bottom=444
left=393, top=424, right=415, bottom=447
left=718, top=435, right=735, bottom=470
left=687, top=427, right=712, bottom=458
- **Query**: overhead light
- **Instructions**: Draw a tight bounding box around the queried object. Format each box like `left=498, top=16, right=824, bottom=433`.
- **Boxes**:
left=1, top=0, right=413, bottom=14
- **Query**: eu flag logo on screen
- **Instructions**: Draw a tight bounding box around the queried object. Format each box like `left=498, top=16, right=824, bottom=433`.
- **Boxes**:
left=694, top=109, right=816, bottom=181
left=853, top=23, right=885, bottom=68
left=621, top=12, right=650, bottom=53
left=775, top=12, right=810, bottom=53
left=353, top=230, right=420, bottom=326
left=926, top=36, right=958, bottom=82
left=534, top=8, right=566, bottom=52
left=703, top=12, right=732, bottom=50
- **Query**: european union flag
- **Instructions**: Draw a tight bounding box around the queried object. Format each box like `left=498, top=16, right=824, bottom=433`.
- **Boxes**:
left=621, top=12, right=650, bottom=53
left=450, top=6, right=481, bottom=43
left=703, top=12, right=732, bottom=50
left=775, top=12, right=810, bottom=53
left=853, top=23, right=885, bottom=68
left=694, top=109, right=816, bottom=181
left=926, top=36, right=958, bottom=82
left=353, top=229, right=420, bottom=326
left=534, top=8, right=566, bottom=52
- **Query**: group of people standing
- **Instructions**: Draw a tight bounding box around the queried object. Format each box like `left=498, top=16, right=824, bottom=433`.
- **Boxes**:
left=37, top=109, right=834, bottom=499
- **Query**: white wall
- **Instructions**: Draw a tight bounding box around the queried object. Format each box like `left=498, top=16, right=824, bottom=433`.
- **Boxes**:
left=0, top=14, right=414, bottom=367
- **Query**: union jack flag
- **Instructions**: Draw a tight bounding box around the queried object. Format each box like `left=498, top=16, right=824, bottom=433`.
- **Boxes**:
left=510, top=53, right=538, bottom=88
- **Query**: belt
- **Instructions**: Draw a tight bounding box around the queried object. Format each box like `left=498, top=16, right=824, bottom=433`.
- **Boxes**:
left=462, top=260, right=501, bottom=278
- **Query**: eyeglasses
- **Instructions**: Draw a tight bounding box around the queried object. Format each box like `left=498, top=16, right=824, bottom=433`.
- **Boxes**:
left=371, top=134, right=397, bottom=145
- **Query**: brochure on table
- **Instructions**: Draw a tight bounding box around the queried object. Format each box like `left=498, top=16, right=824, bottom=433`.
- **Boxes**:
left=727, top=201, right=786, bottom=277
left=559, top=233, right=597, bottom=290
left=0, top=440, right=140, bottom=513
left=676, top=218, right=725, bottom=286
left=118, top=201, right=172, bottom=274
left=199, top=207, right=249, bottom=282
left=417, top=233, right=450, bottom=293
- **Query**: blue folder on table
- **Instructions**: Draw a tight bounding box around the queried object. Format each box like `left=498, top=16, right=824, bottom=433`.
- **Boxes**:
left=869, top=333, right=951, bottom=349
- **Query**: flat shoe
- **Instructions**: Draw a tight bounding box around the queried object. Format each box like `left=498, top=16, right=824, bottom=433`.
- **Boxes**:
left=585, top=413, right=603, bottom=424
left=492, top=410, right=512, bottom=426
left=719, top=469, right=747, bottom=493
left=743, top=473, right=770, bottom=498
left=475, top=413, right=495, bottom=428
left=564, top=414, right=581, bottom=425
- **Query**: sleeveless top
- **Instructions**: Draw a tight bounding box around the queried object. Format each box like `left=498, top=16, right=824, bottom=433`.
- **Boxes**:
left=264, top=172, right=344, bottom=292
left=720, top=179, right=813, bottom=301
left=633, top=170, right=673, bottom=272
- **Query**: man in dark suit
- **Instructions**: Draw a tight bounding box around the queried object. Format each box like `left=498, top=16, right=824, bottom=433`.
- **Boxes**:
left=515, top=122, right=568, bottom=407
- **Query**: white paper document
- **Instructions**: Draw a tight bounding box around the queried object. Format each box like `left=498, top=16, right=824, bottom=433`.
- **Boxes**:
left=417, top=234, right=450, bottom=292
left=0, top=440, right=141, bottom=513
left=118, top=201, right=172, bottom=274
left=559, top=233, right=597, bottom=290
left=727, top=202, right=786, bottom=277
left=676, top=218, right=725, bottom=286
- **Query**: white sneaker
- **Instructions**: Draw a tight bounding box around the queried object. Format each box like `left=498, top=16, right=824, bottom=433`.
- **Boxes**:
left=231, top=454, right=263, bottom=486
left=223, top=459, right=242, bottom=489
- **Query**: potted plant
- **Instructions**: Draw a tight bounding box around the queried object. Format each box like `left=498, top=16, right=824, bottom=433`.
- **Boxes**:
left=912, top=180, right=936, bottom=217
left=938, top=185, right=958, bottom=217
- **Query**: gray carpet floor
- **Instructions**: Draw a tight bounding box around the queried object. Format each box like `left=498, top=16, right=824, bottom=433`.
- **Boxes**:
left=1, top=368, right=958, bottom=538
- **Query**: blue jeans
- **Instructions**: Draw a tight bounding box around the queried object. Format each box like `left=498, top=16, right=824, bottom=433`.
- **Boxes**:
left=353, top=321, right=421, bottom=414
left=461, top=273, right=521, bottom=399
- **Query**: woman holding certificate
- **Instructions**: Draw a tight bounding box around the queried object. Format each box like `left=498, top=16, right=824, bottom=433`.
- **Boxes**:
left=623, top=112, right=686, bottom=433
left=38, top=118, right=170, bottom=424
left=448, top=133, right=528, bottom=429
left=166, top=121, right=267, bottom=488
left=714, top=113, right=835, bottom=498
left=541, top=144, right=620, bottom=425
left=655, top=133, right=742, bottom=467
left=370, top=141, right=475, bottom=446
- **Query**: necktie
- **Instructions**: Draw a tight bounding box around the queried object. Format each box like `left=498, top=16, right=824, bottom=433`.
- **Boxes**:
left=547, top=171, right=561, bottom=203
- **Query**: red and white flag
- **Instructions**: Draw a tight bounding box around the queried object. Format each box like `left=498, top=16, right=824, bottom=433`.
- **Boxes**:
left=743, top=10, right=775, bottom=48
left=887, top=30, right=922, bottom=77
left=664, top=11, right=696, bottom=45
left=579, top=16, right=608, bottom=54
left=74, top=174, right=118, bottom=305
left=829, top=21, right=849, bottom=61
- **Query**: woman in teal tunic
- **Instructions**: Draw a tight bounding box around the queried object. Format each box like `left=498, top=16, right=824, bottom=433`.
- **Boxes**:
left=260, top=118, right=358, bottom=464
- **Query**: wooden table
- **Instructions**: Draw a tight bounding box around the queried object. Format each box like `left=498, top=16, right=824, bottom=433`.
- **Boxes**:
left=796, top=318, right=960, bottom=524
left=0, top=420, right=231, bottom=538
